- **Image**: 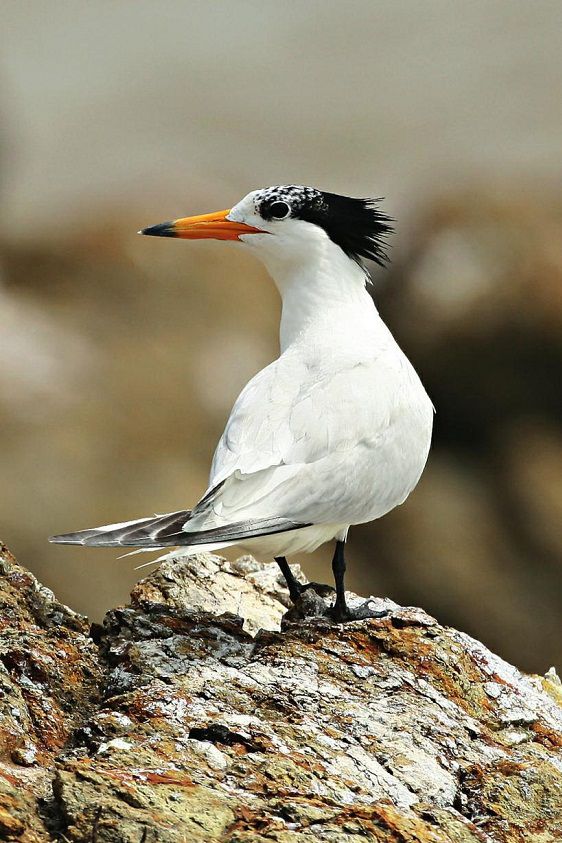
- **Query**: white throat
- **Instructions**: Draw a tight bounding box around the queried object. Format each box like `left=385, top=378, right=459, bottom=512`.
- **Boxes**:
left=247, top=234, right=374, bottom=351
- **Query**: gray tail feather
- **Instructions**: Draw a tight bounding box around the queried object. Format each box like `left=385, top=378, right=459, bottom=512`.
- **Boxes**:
left=49, top=510, right=309, bottom=548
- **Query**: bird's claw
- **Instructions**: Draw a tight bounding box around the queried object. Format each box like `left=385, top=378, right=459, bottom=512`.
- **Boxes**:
left=283, top=588, right=390, bottom=626
left=299, top=581, right=336, bottom=598
left=328, top=599, right=389, bottom=624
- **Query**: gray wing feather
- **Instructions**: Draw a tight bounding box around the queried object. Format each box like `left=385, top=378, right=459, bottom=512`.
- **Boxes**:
left=50, top=509, right=308, bottom=548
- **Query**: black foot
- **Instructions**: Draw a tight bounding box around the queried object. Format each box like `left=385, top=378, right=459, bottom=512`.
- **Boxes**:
left=300, top=581, right=336, bottom=598
left=281, top=586, right=333, bottom=624
left=276, top=548, right=390, bottom=626
left=328, top=541, right=389, bottom=623
left=328, top=599, right=390, bottom=624
left=275, top=556, right=334, bottom=603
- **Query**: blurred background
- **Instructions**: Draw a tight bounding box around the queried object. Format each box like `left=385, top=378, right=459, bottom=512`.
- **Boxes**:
left=1, top=1, right=560, bottom=672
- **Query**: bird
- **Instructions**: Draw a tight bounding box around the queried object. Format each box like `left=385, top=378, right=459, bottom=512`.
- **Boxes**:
left=50, top=185, right=434, bottom=622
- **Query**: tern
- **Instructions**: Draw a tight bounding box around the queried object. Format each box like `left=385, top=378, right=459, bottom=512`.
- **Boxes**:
left=51, top=186, right=433, bottom=621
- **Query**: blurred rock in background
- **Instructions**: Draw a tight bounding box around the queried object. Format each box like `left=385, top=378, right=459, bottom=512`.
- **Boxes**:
left=358, top=191, right=562, bottom=672
left=0, top=2, right=560, bottom=672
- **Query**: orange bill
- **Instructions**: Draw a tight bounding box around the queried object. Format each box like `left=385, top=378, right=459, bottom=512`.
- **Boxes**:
left=140, top=209, right=265, bottom=240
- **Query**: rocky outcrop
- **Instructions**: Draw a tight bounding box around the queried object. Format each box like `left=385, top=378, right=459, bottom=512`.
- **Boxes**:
left=1, top=542, right=561, bottom=841
left=0, top=543, right=101, bottom=841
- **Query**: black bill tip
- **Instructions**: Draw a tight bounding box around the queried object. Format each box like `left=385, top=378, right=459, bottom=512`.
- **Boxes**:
left=139, top=221, right=177, bottom=237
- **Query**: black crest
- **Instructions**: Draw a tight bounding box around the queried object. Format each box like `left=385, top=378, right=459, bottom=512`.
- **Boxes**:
left=257, top=186, right=393, bottom=267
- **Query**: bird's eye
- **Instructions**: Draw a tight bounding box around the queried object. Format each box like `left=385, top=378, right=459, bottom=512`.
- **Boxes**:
left=268, top=201, right=291, bottom=220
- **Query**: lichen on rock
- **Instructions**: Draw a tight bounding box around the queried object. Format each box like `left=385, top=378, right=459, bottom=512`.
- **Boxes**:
left=0, top=543, right=561, bottom=841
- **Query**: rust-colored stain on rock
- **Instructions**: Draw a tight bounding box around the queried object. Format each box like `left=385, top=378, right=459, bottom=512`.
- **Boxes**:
left=0, top=545, right=561, bottom=841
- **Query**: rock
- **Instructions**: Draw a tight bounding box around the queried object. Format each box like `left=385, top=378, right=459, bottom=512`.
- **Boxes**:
left=0, top=541, right=102, bottom=841
left=1, top=542, right=561, bottom=841
left=129, top=552, right=302, bottom=636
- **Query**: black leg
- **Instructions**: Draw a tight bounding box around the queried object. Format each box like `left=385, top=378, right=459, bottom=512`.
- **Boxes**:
left=331, top=540, right=349, bottom=621
left=274, top=556, right=304, bottom=603
left=277, top=546, right=389, bottom=624
left=329, top=540, right=390, bottom=623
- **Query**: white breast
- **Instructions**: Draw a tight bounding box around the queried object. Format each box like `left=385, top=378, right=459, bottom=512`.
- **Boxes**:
left=191, top=235, right=434, bottom=543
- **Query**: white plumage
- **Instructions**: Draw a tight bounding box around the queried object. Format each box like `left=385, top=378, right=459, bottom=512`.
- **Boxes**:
left=51, top=185, right=433, bottom=618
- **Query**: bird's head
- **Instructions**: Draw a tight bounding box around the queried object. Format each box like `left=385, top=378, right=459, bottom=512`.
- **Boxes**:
left=141, top=186, right=393, bottom=271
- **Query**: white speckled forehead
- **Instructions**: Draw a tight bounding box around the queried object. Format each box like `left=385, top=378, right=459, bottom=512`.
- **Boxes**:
left=252, top=185, right=326, bottom=215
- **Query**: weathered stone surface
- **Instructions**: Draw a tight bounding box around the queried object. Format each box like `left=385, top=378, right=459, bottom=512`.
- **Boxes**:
left=129, top=552, right=300, bottom=635
left=0, top=542, right=102, bottom=841
left=0, top=543, right=561, bottom=841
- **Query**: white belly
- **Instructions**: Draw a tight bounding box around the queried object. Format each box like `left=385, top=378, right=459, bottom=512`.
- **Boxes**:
left=237, top=522, right=348, bottom=557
